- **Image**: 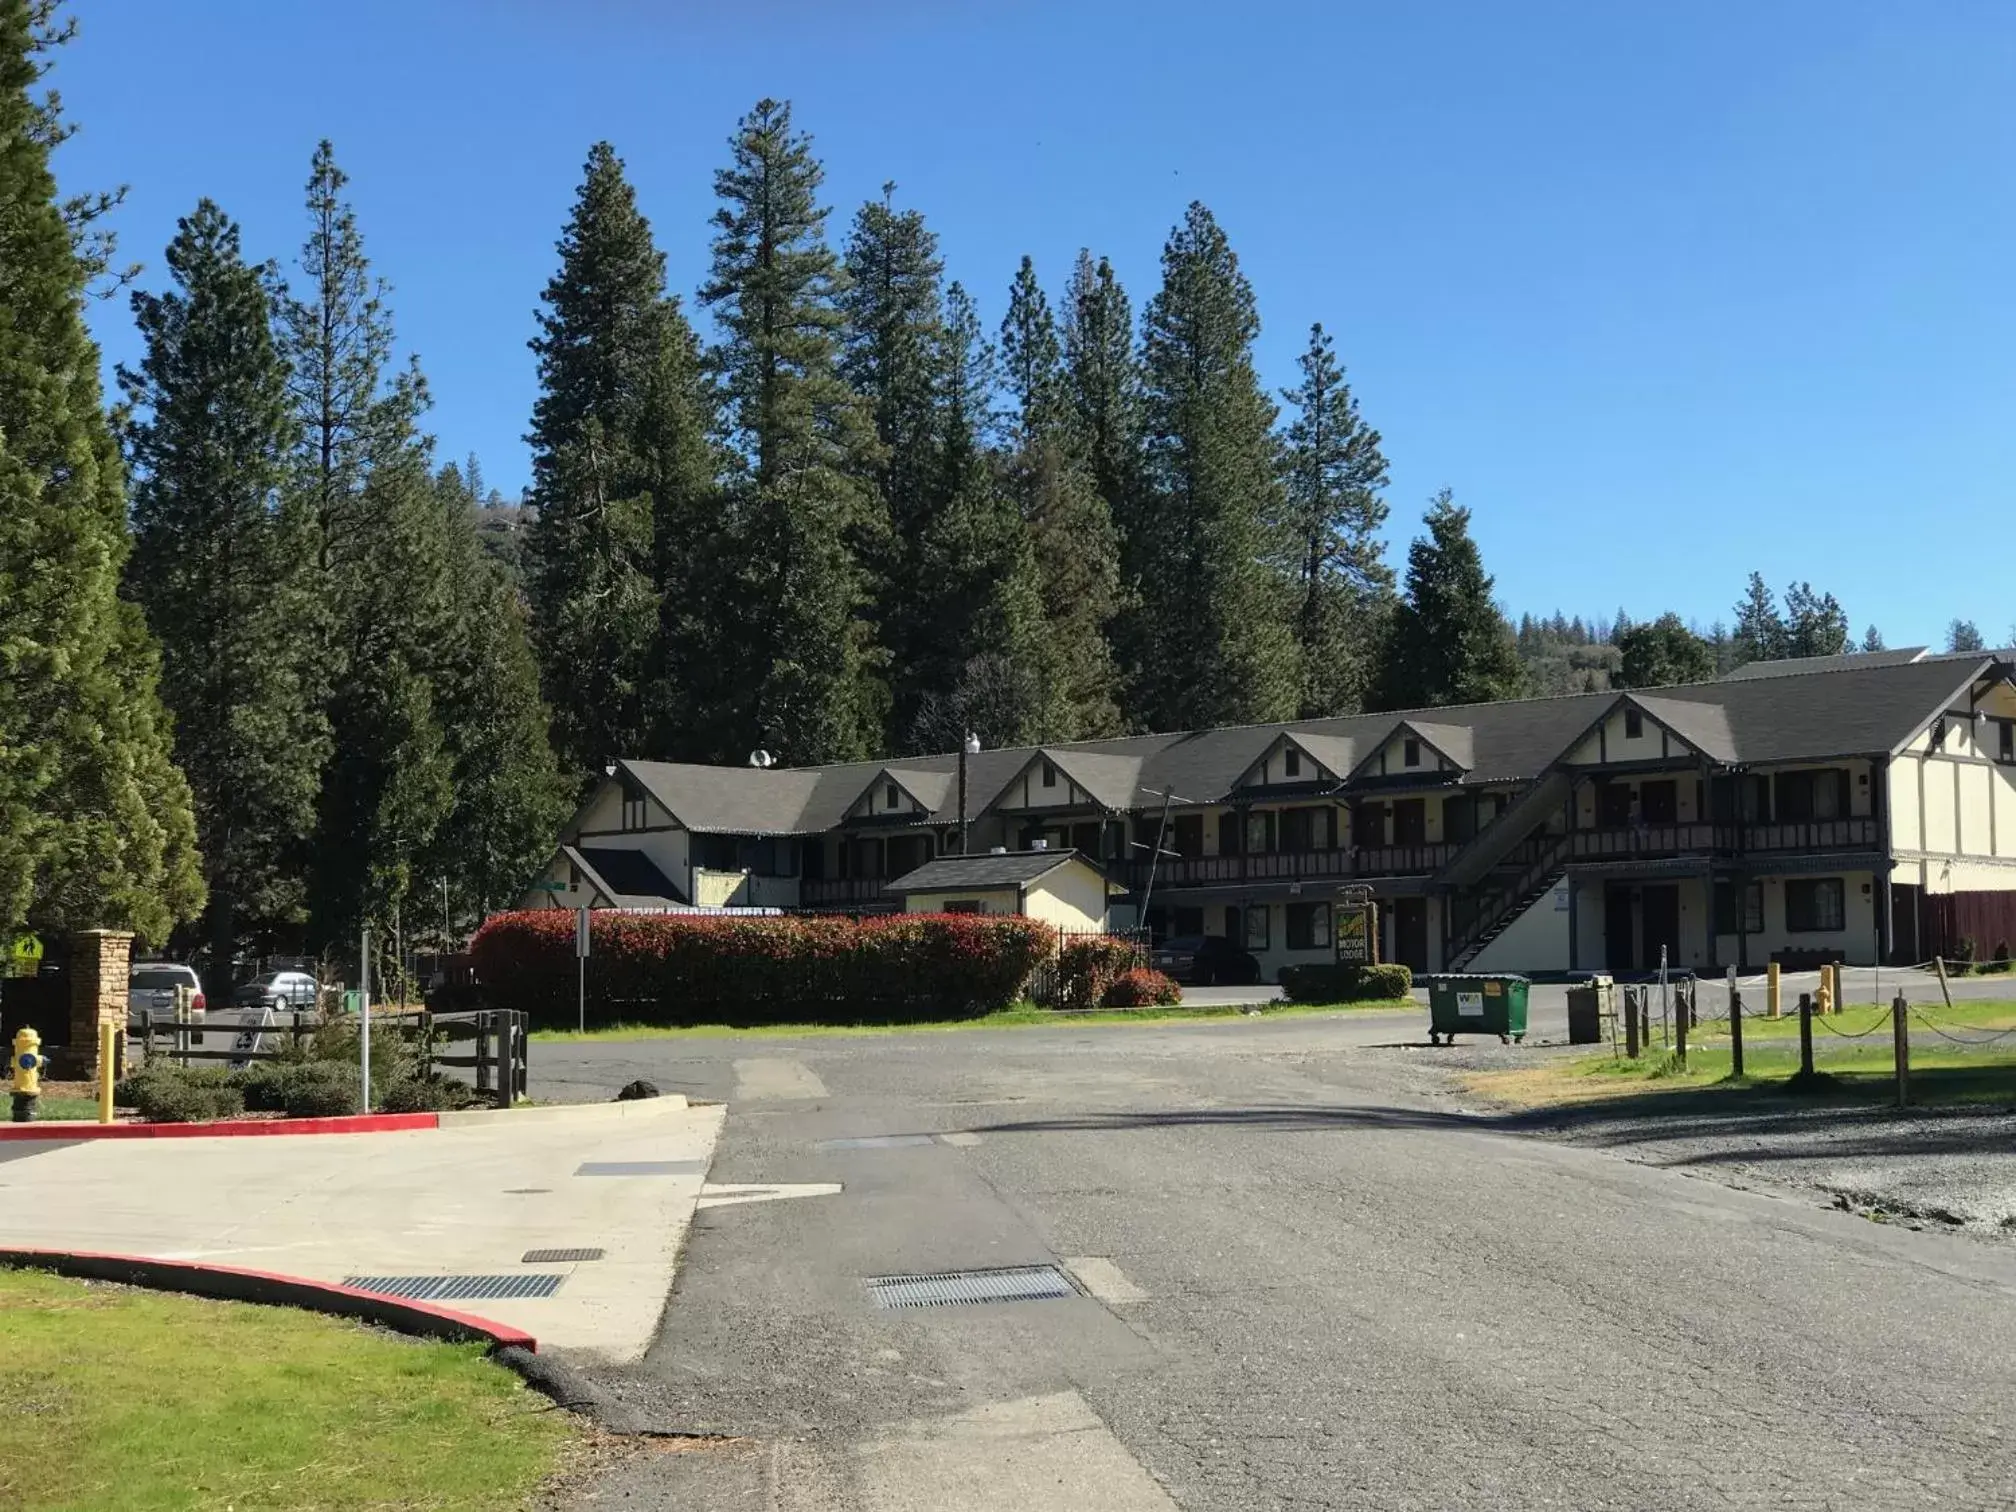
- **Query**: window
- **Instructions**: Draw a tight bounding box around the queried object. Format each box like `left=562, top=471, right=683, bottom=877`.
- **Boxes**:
left=1041, top=761, right=1057, bottom=788
left=1624, top=708, right=1644, bottom=740
left=942, top=900, right=984, bottom=915
left=1403, top=738, right=1422, bottom=768
left=1244, top=905, right=1271, bottom=950
left=885, top=781, right=901, bottom=810
left=1283, top=746, right=1302, bottom=779
left=1713, top=881, right=1764, bottom=936
left=1999, top=720, right=2014, bottom=765
left=1786, top=878, right=1846, bottom=933
left=1775, top=769, right=1850, bottom=822
left=1280, top=807, right=1331, bottom=853
left=568, top=861, right=581, bottom=886
left=620, top=775, right=648, bottom=831
left=1245, top=810, right=1276, bottom=854
left=1639, top=780, right=1677, bottom=825
left=1286, top=902, right=1331, bottom=951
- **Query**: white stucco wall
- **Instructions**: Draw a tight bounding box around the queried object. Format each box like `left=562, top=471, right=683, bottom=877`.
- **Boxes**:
left=1467, top=882, right=1572, bottom=972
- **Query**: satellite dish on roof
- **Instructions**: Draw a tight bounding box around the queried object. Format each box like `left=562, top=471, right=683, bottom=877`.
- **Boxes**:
left=748, top=750, right=774, bottom=769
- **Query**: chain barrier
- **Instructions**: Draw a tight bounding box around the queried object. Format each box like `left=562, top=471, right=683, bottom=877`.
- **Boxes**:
left=1809, top=1005, right=1897, bottom=1039
left=1907, top=1008, right=2016, bottom=1047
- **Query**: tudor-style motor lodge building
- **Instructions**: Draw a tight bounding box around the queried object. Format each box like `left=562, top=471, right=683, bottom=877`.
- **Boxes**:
left=523, top=650, right=2016, bottom=980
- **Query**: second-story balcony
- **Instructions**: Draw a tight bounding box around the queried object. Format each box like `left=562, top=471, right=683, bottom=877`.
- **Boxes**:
left=1121, top=842, right=1457, bottom=892
left=1564, top=816, right=1879, bottom=864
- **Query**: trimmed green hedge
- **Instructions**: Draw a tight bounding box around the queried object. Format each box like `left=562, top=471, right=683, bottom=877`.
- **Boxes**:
left=1277, top=962, right=1413, bottom=1004
left=1054, top=936, right=1141, bottom=1008
left=470, top=910, right=1058, bottom=1028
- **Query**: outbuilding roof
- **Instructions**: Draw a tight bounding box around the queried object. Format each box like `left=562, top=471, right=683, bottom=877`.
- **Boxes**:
left=884, top=849, right=1093, bottom=894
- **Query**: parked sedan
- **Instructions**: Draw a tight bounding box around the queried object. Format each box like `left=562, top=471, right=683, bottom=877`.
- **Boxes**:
left=1151, top=934, right=1262, bottom=987
left=127, top=962, right=205, bottom=1029
left=233, top=970, right=319, bottom=1012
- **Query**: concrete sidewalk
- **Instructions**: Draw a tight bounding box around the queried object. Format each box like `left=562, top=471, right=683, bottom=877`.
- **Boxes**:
left=0, top=1097, right=723, bottom=1362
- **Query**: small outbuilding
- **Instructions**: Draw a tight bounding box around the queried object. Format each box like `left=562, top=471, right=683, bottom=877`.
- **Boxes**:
left=884, top=849, right=1116, bottom=931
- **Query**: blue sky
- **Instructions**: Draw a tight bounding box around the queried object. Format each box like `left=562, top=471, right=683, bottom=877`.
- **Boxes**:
left=50, top=1, right=2016, bottom=646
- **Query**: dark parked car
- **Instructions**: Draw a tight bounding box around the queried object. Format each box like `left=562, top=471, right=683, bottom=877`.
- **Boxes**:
left=233, top=970, right=319, bottom=1011
left=1151, top=934, right=1262, bottom=986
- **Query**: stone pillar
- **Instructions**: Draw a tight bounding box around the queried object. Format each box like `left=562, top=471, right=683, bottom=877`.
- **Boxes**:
left=54, top=930, right=132, bottom=1078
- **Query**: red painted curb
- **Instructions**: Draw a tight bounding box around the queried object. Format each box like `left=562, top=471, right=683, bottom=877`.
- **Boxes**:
left=0, top=1112, right=439, bottom=1141
left=0, top=1248, right=536, bottom=1352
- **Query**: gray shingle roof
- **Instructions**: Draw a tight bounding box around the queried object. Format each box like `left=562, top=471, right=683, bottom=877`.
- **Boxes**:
left=566, top=845, right=686, bottom=905
left=608, top=656, right=2001, bottom=833
left=885, top=849, right=1089, bottom=893
left=1720, top=648, right=1929, bottom=680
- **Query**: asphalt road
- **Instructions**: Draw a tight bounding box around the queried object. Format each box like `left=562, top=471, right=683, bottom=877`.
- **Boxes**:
left=537, top=1010, right=2016, bottom=1511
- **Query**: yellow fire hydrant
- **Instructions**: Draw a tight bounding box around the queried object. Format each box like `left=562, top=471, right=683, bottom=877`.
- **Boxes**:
left=11, top=1026, right=43, bottom=1123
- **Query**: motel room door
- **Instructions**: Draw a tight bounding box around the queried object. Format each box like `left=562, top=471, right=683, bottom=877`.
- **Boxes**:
left=1392, top=897, right=1429, bottom=972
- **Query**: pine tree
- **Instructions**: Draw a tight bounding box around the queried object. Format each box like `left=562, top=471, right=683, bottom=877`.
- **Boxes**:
left=0, top=0, right=203, bottom=944
left=121, top=199, right=327, bottom=968
left=838, top=183, right=943, bottom=739
left=523, top=142, right=665, bottom=773
left=899, top=283, right=1048, bottom=750
left=1947, top=618, right=1986, bottom=654
left=1062, top=249, right=1143, bottom=561
left=999, top=255, right=1122, bottom=738
left=1277, top=322, right=1393, bottom=716
left=1371, top=491, right=1524, bottom=710
left=1615, top=613, right=1715, bottom=689
left=427, top=465, right=570, bottom=921
left=1130, top=203, right=1297, bottom=730
left=1783, top=582, right=1849, bottom=658
left=702, top=99, right=882, bottom=764
left=1861, top=624, right=1887, bottom=653
left=1731, top=573, right=1788, bottom=666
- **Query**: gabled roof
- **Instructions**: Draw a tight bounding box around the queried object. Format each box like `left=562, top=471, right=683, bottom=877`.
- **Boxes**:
left=1287, top=731, right=1357, bottom=780
left=1720, top=648, right=1929, bottom=681
left=885, top=848, right=1094, bottom=893
left=1621, top=694, right=1739, bottom=764
left=564, top=844, right=687, bottom=907
left=1403, top=721, right=1474, bottom=771
left=873, top=766, right=955, bottom=814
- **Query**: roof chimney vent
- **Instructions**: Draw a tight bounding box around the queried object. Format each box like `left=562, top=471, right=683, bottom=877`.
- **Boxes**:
left=988, top=846, right=1008, bottom=855
left=1030, top=838, right=1048, bottom=850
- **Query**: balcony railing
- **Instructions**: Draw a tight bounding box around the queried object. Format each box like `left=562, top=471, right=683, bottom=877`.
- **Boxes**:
left=1351, top=842, right=1458, bottom=876
left=1120, top=843, right=1454, bottom=891
left=1565, top=816, right=1878, bottom=862
left=1743, top=817, right=1878, bottom=852
left=799, top=877, right=894, bottom=907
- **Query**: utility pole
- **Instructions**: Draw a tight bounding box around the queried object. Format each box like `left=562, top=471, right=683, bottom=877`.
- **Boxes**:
left=1130, top=787, right=1188, bottom=943
left=958, top=732, right=979, bottom=854
left=358, top=923, right=372, bottom=1114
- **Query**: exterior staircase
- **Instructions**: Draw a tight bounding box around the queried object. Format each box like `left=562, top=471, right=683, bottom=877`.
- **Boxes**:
left=1446, top=832, right=1571, bottom=971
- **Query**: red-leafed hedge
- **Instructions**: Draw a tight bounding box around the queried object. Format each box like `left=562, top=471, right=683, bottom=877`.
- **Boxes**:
left=469, top=910, right=1058, bottom=1028
left=1100, top=966, right=1181, bottom=1008
left=1052, top=935, right=1143, bottom=1008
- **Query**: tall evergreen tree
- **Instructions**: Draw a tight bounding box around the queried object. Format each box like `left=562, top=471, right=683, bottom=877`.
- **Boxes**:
left=121, top=199, right=327, bottom=969
left=838, top=183, right=943, bottom=739
left=1861, top=624, right=1887, bottom=653
left=1947, top=618, right=1986, bottom=654
left=1277, top=321, right=1393, bottom=716
left=0, top=0, right=203, bottom=945
left=523, top=142, right=665, bottom=773
left=1062, top=249, right=1143, bottom=556
left=1000, top=256, right=1123, bottom=739
left=702, top=99, right=883, bottom=764
left=427, top=465, right=570, bottom=921
left=1371, top=491, right=1524, bottom=710
left=1783, top=581, right=1849, bottom=658
left=1730, top=572, right=1788, bottom=666
left=1129, top=202, right=1297, bottom=730
left=901, top=283, right=1048, bottom=750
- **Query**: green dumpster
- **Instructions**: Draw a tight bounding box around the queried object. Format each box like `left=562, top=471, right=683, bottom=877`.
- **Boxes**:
left=1426, top=973, right=1530, bottom=1045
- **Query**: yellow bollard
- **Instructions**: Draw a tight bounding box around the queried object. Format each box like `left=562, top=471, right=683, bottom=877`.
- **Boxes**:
left=98, top=1020, right=116, bottom=1125
left=1816, top=968, right=1833, bottom=1017
left=1767, top=961, right=1781, bottom=1019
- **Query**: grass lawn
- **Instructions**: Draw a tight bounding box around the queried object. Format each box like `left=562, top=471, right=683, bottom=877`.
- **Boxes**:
left=531, top=996, right=1415, bottom=1043
left=1468, top=998, right=2016, bottom=1110
left=0, top=1268, right=573, bottom=1512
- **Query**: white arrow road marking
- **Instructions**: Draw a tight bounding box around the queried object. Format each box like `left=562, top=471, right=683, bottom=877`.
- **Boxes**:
left=696, top=1182, right=843, bottom=1210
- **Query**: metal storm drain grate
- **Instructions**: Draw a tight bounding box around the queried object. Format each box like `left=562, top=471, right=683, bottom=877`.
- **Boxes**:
left=343, top=1273, right=564, bottom=1302
left=867, top=1265, right=1078, bottom=1310
left=521, top=1247, right=605, bottom=1264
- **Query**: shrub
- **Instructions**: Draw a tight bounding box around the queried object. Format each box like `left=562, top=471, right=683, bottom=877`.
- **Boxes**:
left=1954, top=936, right=1978, bottom=968
left=1100, top=967, right=1181, bottom=1008
left=236, top=1061, right=291, bottom=1112
left=1054, top=936, right=1142, bottom=1008
left=1277, top=962, right=1414, bottom=1004
left=279, top=1061, right=361, bottom=1118
left=469, top=910, right=1057, bottom=1029
left=127, top=1065, right=244, bottom=1123
left=378, top=1075, right=479, bottom=1114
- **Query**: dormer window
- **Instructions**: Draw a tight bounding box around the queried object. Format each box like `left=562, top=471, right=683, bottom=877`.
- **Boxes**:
left=1403, top=739, right=1421, bottom=768
left=885, top=782, right=900, bottom=809
left=1042, top=761, right=1057, bottom=788
left=620, top=774, right=648, bottom=830
left=1625, top=708, right=1644, bottom=740
left=1283, top=747, right=1301, bottom=779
